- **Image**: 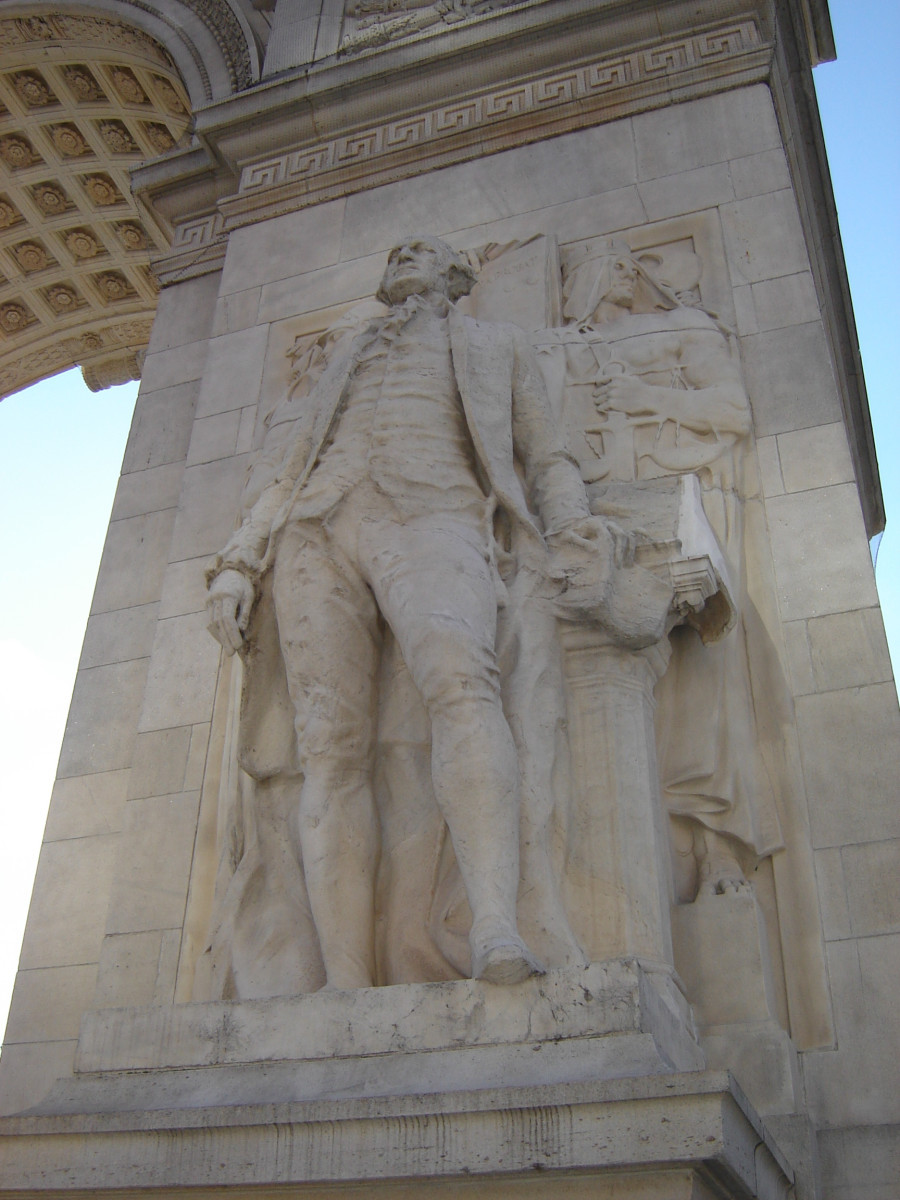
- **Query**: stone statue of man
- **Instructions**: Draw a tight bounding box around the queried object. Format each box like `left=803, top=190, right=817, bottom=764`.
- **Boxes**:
left=206, top=235, right=621, bottom=990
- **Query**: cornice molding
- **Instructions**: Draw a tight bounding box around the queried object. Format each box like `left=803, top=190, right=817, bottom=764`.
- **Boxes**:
left=135, top=9, right=773, bottom=253
left=224, top=17, right=768, bottom=229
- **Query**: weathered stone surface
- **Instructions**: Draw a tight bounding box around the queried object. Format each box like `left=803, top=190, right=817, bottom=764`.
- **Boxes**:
left=0, top=8, right=897, bottom=1200
left=0, top=1072, right=791, bottom=1198
left=74, top=962, right=700, bottom=1095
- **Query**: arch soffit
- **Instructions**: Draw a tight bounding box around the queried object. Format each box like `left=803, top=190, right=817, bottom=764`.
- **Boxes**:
left=0, top=2, right=262, bottom=397
left=1, top=0, right=262, bottom=110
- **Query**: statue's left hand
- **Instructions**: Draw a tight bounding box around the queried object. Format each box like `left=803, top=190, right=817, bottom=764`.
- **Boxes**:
left=206, top=569, right=255, bottom=655
left=548, top=516, right=634, bottom=569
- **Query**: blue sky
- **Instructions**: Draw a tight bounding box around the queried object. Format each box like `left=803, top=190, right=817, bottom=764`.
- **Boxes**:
left=0, top=0, right=897, bottom=1047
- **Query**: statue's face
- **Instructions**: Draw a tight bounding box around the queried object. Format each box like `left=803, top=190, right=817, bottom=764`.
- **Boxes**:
left=380, top=237, right=453, bottom=304
left=601, top=257, right=639, bottom=310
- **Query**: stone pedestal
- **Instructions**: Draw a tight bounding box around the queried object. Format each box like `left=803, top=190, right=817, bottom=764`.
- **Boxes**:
left=0, top=1071, right=792, bottom=1199
left=36, top=960, right=700, bottom=1113
left=561, top=632, right=675, bottom=969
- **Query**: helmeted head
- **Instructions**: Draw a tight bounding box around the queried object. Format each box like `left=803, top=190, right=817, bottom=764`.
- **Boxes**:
left=562, top=237, right=679, bottom=326
left=377, top=235, right=478, bottom=306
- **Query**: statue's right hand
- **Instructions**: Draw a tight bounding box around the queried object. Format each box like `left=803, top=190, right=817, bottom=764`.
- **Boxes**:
left=206, top=569, right=255, bottom=655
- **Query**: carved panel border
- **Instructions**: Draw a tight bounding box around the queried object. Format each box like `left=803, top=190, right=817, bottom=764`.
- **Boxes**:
left=222, top=18, right=768, bottom=228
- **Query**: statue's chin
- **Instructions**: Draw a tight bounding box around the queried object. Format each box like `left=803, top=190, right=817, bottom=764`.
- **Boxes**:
left=382, top=279, right=422, bottom=304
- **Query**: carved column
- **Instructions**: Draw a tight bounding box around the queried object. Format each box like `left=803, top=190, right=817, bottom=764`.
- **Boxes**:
left=560, top=627, right=674, bottom=969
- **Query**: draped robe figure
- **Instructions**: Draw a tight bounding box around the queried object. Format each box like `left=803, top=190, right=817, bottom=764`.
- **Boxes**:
left=532, top=240, right=788, bottom=897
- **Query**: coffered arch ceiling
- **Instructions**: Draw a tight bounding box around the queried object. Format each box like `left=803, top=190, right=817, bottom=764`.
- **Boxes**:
left=0, top=2, right=265, bottom=399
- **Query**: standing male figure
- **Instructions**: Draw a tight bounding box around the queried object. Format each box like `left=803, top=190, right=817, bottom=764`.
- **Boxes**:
left=207, top=236, right=616, bottom=990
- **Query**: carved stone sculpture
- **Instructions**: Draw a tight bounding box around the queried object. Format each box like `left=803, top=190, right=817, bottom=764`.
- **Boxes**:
left=110, top=67, right=147, bottom=105
left=51, top=124, right=91, bottom=157
left=13, top=241, right=52, bottom=273
left=63, top=65, right=105, bottom=102
left=0, top=134, right=40, bottom=168
left=339, top=0, right=515, bottom=54
left=83, top=174, right=122, bottom=206
left=206, top=236, right=635, bottom=992
left=0, top=301, right=31, bottom=332
left=65, top=228, right=101, bottom=258
left=536, top=239, right=785, bottom=898
left=32, top=182, right=69, bottom=216
left=0, top=199, right=21, bottom=228
left=13, top=71, right=54, bottom=107
left=98, top=121, right=137, bottom=153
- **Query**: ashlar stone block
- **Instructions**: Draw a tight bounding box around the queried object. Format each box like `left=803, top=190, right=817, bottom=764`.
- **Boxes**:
left=194, top=323, right=272, bottom=420
left=755, top=435, right=785, bottom=498
left=4, top=963, right=98, bottom=1044
left=56, top=659, right=149, bottom=779
left=121, top=380, right=199, bottom=474
left=806, top=607, right=893, bottom=693
left=146, top=271, right=221, bottom=355
left=777, top=421, right=855, bottom=494
left=93, top=929, right=181, bottom=1009
left=741, top=322, right=842, bottom=437
left=257, top=252, right=386, bottom=325
left=729, top=148, right=792, bottom=200
left=185, top=409, right=243, bottom=467
left=90, top=508, right=177, bottom=615
left=633, top=86, right=781, bottom=180
left=796, top=684, right=900, bottom=849
left=127, top=726, right=192, bottom=800
left=43, top=769, right=129, bottom=842
left=814, top=847, right=852, bottom=942
left=765, top=484, right=878, bottom=622
left=219, top=198, right=346, bottom=295
left=137, top=612, right=222, bottom=733
left=341, top=119, right=637, bottom=261
left=184, top=722, right=212, bottom=792
left=818, top=1123, right=900, bottom=1200
left=110, top=461, right=185, bottom=522
left=211, top=285, right=261, bottom=337
left=79, top=604, right=158, bottom=671
left=732, top=283, right=758, bottom=336
left=636, top=162, right=734, bottom=222
left=750, top=273, right=821, bottom=333
left=841, top=839, right=900, bottom=938
left=720, top=189, right=811, bottom=286
left=0, top=1040, right=76, bottom=1118
left=167, top=454, right=250, bottom=562
left=139, top=338, right=210, bottom=393
left=18, top=834, right=120, bottom=970
left=781, top=620, right=816, bottom=697
left=805, top=935, right=900, bottom=1128
left=158, top=556, right=210, bottom=620
left=104, top=791, right=202, bottom=936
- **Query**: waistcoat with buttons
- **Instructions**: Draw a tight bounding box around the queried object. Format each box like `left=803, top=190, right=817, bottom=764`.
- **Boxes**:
left=290, top=303, right=486, bottom=520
